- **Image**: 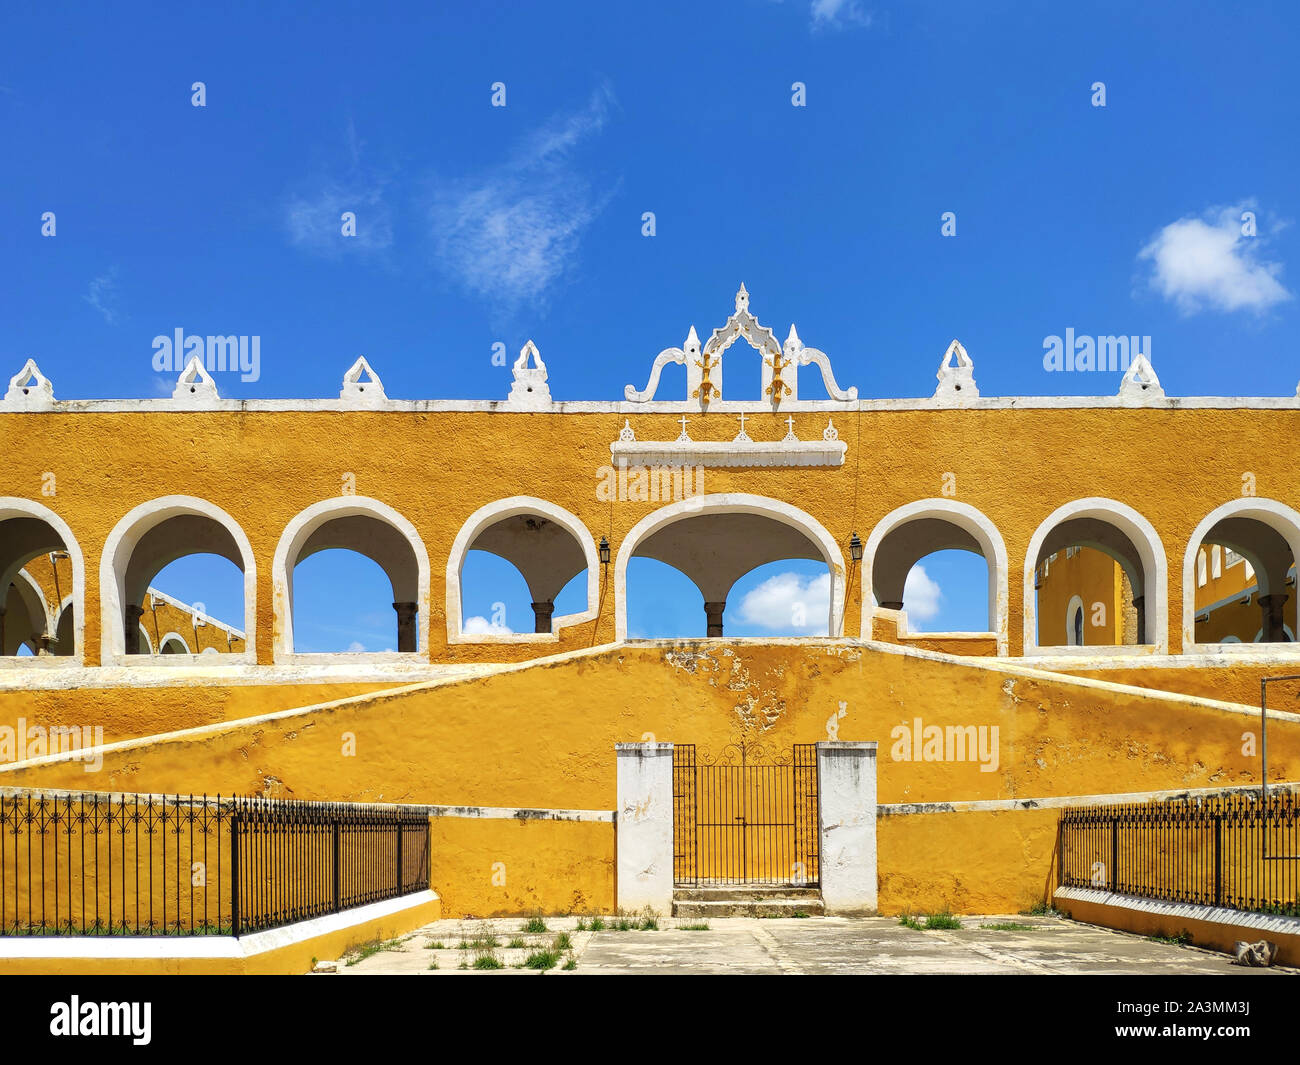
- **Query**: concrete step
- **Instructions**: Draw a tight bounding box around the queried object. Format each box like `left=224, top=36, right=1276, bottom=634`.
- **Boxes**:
left=672, top=897, right=825, bottom=919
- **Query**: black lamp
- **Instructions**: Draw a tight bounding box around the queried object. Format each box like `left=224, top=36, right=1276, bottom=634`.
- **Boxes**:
left=599, top=536, right=611, bottom=565
left=849, top=532, right=863, bottom=562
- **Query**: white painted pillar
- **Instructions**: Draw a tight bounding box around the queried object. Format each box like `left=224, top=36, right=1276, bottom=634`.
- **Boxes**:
left=615, top=742, right=675, bottom=915
left=816, top=741, right=878, bottom=915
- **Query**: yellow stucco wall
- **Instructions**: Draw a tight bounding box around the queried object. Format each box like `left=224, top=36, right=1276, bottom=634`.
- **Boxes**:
left=6, top=406, right=1300, bottom=666
left=3, top=642, right=1295, bottom=811
left=429, top=816, right=614, bottom=918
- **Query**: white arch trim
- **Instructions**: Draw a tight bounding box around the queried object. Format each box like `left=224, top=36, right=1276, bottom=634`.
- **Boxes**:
left=1065, top=594, right=1086, bottom=646
left=138, top=625, right=154, bottom=655
left=272, top=496, right=430, bottom=661
left=1024, top=497, right=1168, bottom=656
left=446, top=496, right=599, bottom=644
left=1183, top=498, right=1300, bottom=654
left=861, top=498, right=1009, bottom=655
left=100, top=496, right=256, bottom=665
left=615, top=493, right=846, bottom=641
left=12, top=569, right=54, bottom=639
left=0, top=497, right=85, bottom=666
left=157, top=631, right=192, bottom=654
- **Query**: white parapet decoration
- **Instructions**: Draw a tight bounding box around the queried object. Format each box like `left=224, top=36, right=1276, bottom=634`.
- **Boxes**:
left=817, top=741, right=878, bottom=915
left=3, top=359, right=56, bottom=410
left=1118, top=351, right=1165, bottom=403
left=624, top=284, right=857, bottom=407
left=933, top=339, right=979, bottom=402
left=505, top=340, right=553, bottom=409
left=172, top=354, right=219, bottom=401
left=340, top=356, right=386, bottom=404
left=610, top=415, right=848, bottom=468
left=615, top=742, right=675, bottom=915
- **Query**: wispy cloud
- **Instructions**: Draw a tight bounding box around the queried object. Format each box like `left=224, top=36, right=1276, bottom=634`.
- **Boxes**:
left=284, top=118, right=394, bottom=257
left=426, top=84, right=619, bottom=315
left=1138, top=202, right=1292, bottom=315
left=83, top=268, right=121, bottom=324
left=810, top=0, right=873, bottom=31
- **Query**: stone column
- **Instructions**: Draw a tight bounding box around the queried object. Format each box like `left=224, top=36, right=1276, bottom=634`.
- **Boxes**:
left=531, top=599, right=555, bottom=634
left=392, top=601, right=417, bottom=652
left=704, top=601, right=726, bottom=637
left=816, top=741, right=878, bottom=915
left=125, top=604, right=145, bottom=655
left=1259, top=593, right=1290, bottom=642
left=1132, top=595, right=1146, bottom=645
left=615, top=742, right=674, bottom=916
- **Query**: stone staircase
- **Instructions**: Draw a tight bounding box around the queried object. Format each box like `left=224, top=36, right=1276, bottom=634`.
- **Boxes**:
left=672, top=884, right=824, bottom=919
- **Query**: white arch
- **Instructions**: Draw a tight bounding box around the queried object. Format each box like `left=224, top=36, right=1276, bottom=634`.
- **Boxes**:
left=157, top=631, right=192, bottom=654
left=1183, top=498, right=1300, bottom=653
left=12, top=569, right=53, bottom=638
left=861, top=499, right=1009, bottom=655
left=138, top=625, right=154, bottom=655
left=615, top=493, right=846, bottom=641
left=0, top=498, right=85, bottom=665
left=1065, top=594, right=1085, bottom=646
left=1024, top=498, right=1168, bottom=655
left=272, top=496, right=430, bottom=660
left=446, top=496, right=599, bottom=644
left=100, top=496, right=256, bottom=664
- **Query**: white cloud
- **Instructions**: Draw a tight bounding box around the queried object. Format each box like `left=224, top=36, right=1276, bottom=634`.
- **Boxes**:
left=285, top=178, right=393, bottom=256
left=810, top=0, right=873, bottom=31
left=735, top=571, right=830, bottom=634
left=902, top=564, right=943, bottom=627
left=463, top=615, right=514, bottom=635
left=345, top=640, right=367, bottom=653
left=1138, top=203, right=1291, bottom=315
left=83, top=269, right=121, bottom=324
left=427, top=84, right=617, bottom=312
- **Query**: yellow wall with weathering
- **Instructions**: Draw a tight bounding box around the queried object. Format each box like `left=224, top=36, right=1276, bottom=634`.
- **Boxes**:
left=4, top=640, right=1299, bottom=914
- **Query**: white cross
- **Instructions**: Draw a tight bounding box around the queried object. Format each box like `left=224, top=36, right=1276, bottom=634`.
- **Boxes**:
left=786, top=415, right=795, bottom=434
left=678, top=414, right=690, bottom=435
left=737, top=412, right=747, bottom=433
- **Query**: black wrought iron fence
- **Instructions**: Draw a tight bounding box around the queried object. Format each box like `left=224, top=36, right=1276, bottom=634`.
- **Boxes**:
left=0, top=791, right=430, bottom=937
left=1058, top=792, right=1299, bottom=915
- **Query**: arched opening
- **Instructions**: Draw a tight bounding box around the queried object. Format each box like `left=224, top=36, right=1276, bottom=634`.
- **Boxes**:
left=447, top=499, right=597, bottom=641
left=1184, top=500, right=1300, bottom=648
left=616, top=495, right=844, bottom=640
left=1026, top=499, right=1167, bottom=654
left=102, top=498, right=254, bottom=661
left=0, top=500, right=83, bottom=661
left=274, top=498, right=429, bottom=658
left=139, top=556, right=246, bottom=656
left=863, top=501, right=1008, bottom=652
left=159, top=633, right=191, bottom=654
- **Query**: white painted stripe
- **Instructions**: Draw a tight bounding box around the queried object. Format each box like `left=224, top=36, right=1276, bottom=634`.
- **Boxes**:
left=1054, top=885, right=1300, bottom=938
left=878, top=781, right=1300, bottom=816
left=0, top=890, right=437, bottom=960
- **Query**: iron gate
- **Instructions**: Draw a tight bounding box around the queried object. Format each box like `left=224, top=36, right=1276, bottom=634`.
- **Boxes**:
left=672, top=743, right=820, bottom=886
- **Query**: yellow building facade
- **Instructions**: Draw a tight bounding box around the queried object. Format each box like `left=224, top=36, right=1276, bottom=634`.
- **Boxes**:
left=2, top=288, right=1300, bottom=926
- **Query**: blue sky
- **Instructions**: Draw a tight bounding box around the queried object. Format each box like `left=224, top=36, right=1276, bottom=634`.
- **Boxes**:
left=4, top=2, right=1296, bottom=647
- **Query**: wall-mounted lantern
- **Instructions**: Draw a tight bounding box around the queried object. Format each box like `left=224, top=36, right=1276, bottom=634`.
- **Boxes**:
left=599, top=536, right=611, bottom=565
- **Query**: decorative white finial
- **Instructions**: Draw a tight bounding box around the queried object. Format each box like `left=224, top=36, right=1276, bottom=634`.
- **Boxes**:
left=933, top=339, right=978, bottom=402
left=506, top=340, right=552, bottom=409
left=1118, top=351, right=1164, bottom=402
left=782, top=415, right=798, bottom=442
left=618, top=419, right=636, bottom=442
left=3, top=359, right=55, bottom=409
left=675, top=414, right=691, bottom=442
left=735, top=283, right=750, bottom=313
left=172, top=354, right=219, bottom=401
left=340, top=356, right=386, bottom=403
left=734, top=412, right=751, bottom=442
